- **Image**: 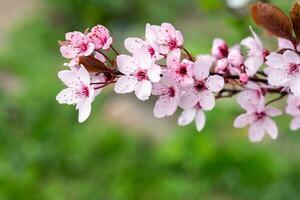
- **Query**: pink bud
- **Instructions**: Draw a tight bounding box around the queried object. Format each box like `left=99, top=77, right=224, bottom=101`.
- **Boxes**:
left=239, top=73, right=249, bottom=83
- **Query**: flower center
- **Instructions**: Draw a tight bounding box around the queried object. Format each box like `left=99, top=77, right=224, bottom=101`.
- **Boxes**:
left=255, top=112, right=266, bottom=120
left=288, top=63, right=300, bottom=75
left=136, top=70, right=148, bottom=81
left=148, top=47, right=155, bottom=57
left=167, top=87, right=176, bottom=97
left=177, top=64, right=187, bottom=76
left=168, top=38, right=178, bottom=50
left=194, top=81, right=206, bottom=92
left=77, top=85, right=90, bottom=98
left=218, top=44, right=229, bottom=58
left=79, top=43, right=88, bottom=52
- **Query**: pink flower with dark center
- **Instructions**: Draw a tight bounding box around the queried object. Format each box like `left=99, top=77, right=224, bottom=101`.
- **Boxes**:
left=234, top=102, right=282, bottom=142
left=266, top=50, right=300, bottom=97
left=56, top=66, right=97, bottom=123
left=237, top=81, right=264, bottom=110
left=178, top=103, right=206, bottom=132
left=180, top=55, right=224, bottom=110
left=152, top=74, right=181, bottom=118
left=167, top=49, right=194, bottom=86
left=241, top=26, right=268, bottom=76
left=147, top=23, right=184, bottom=55
left=286, top=95, right=300, bottom=130
left=114, top=50, right=161, bottom=101
left=88, top=25, right=113, bottom=50
left=60, top=31, right=95, bottom=59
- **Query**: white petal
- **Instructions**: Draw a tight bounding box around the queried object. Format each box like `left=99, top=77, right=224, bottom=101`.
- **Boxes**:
left=283, top=50, right=300, bottom=64
left=290, top=116, right=300, bottom=131
left=179, top=86, right=199, bottom=109
left=263, top=118, right=278, bottom=140
left=194, top=55, right=215, bottom=80
left=124, top=37, right=146, bottom=54
left=133, top=50, right=152, bottom=69
left=265, top=53, right=286, bottom=68
left=78, top=65, right=91, bottom=85
left=114, top=76, right=137, bottom=94
left=234, top=113, right=255, bottom=128
left=77, top=100, right=92, bottom=123
left=199, top=90, right=215, bottom=111
left=249, top=122, right=265, bottom=142
left=58, top=70, right=81, bottom=88
left=56, top=88, right=78, bottom=105
left=290, top=76, right=300, bottom=97
left=267, top=69, right=289, bottom=87
left=264, top=107, right=282, bottom=117
left=206, top=75, right=224, bottom=92
left=244, top=56, right=264, bottom=76
left=178, top=109, right=196, bottom=126
left=167, top=49, right=180, bottom=70
left=147, top=64, right=162, bottom=83
left=154, top=96, right=178, bottom=118
left=278, top=38, right=295, bottom=50
left=116, top=55, right=137, bottom=75
left=195, top=110, right=206, bottom=132
left=135, top=80, right=152, bottom=101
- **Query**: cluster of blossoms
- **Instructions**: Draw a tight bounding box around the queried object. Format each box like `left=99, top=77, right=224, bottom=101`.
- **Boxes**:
left=57, top=2, right=300, bottom=142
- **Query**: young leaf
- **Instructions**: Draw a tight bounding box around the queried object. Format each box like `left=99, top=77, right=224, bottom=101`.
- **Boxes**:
left=78, top=56, right=110, bottom=73
left=290, top=2, right=300, bottom=41
left=250, top=2, right=294, bottom=41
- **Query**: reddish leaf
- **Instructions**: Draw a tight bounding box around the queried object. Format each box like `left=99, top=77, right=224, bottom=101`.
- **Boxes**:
left=250, top=2, right=294, bottom=41
left=78, top=56, right=110, bottom=73
left=290, top=2, right=300, bottom=41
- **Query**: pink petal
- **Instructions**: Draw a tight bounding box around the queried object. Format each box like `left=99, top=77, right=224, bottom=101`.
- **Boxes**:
left=152, top=83, right=169, bottom=96
left=56, top=88, right=78, bottom=105
left=154, top=96, right=178, bottom=118
left=263, top=118, right=278, bottom=140
left=206, top=75, right=224, bottom=92
left=195, top=109, right=206, bottom=132
left=114, top=76, right=137, bottom=94
left=58, top=70, right=81, bottom=87
left=234, top=113, right=255, bottom=128
left=77, top=100, right=92, bottom=123
left=178, top=109, right=196, bottom=126
left=264, top=107, right=282, bottom=117
left=244, top=56, right=264, bottom=76
left=78, top=66, right=91, bottom=85
left=199, top=90, right=215, bottom=111
left=147, top=64, right=161, bottom=83
left=133, top=50, right=152, bottom=69
left=60, top=45, right=80, bottom=59
left=278, top=38, right=295, bottom=50
left=249, top=122, right=265, bottom=142
left=180, top=86, right=199, bottom=109
left=265, top=53, right=286, bottom=68
left=116, top=55, right=137, bottom=75
left=103, top=37, right=113, bottom=50
left=267, top=68, right=289, bottom=87
left=290, top=116, right=300, bottom=131
left=135, top=80, right=152, bottom=101
left=290, top=76, right=300, bottom=97
left=124, top=37, right=146, bottom=54
left=83, top=42, right=95, bottom=56
left=166, top=49, right=180, bottom=70
left=283, top=50, right=300, bottom=64
left=194, top=55, right=214, bottom=80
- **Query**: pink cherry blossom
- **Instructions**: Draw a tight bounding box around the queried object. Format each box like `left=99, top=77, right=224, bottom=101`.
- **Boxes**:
left=241, top=26, right=268, bottom=76
left=180, top=55, right=224, bottom=110
left=278, top=38, right=296, bottom=51
left=178, top=103, right=206, bottom=132
left=234, top=103, right=282, bottom=142
left=88, top=25, right=113, bottom=50
left=286, top=95, right=300, bottom=130
left=166, top=49, right=194, bottom=86
left=266, top=50, right=300, bottom=97
left=212, top=39, right=244, bottom=75
left=60, top=31, right=95, bottom=59
left=237, top=81, right=264, bottom=110
left=56, top=66, right=97, bottom=123
left=114, top=50, right=161, bottom=101
left=152, top=74, right=181, bottom=118
left=146, top=23, right=184, bottom=55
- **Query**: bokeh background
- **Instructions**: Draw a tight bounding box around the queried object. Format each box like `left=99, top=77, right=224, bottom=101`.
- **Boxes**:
left=0, top=0, right=300, bottom=199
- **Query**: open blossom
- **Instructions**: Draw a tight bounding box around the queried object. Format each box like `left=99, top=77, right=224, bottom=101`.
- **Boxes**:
left=237, top=81, right=264, bottom=109
left=147, top=23, right=183, bottom=55
left=167, top=49, right=194, bottom=86
left=178, top=103, right=206, bottom=132
left=241, top=27, right=268, bottom=76
left=286, top=95, right=300, bottom=130
left=114, top=50, right=161, bottom=101
left=266, top=50, right=300, bottom=97
left=212, top=39, right=244, bottom=75
left=56, top=66, right=98, bottom=123
left=60, top=31, right=95, bottom=59
left=124, top=25, right=162, bottom=60
left=234, top=103, right=282, bottom=142
left=152, top=73, right=181, bottom=118
left=180, top=55, right=224, bottom=110
left=87, top=25, right=113, bottom=50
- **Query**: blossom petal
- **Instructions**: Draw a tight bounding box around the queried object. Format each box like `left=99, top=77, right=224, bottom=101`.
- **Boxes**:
left=179, top=86, right=199, bottom=109
left=154, top=96, right=178, bottom=118
left=77, top=100, right=92, bottom=123
left=78, top=66, right=91, bottom=85
left=195, top=109, right=206, bottom=132
left=178, top=109, right=196, bottom=126
left=147, top=64, right=161, bottom=83
left=290, top=116, right=300, bottom=131
left=124, top=37, right=146, bottom=54
left=206, top=75, right=224, bottom=92
left=167, top=49, right=180, bottom=70
left=263, top=118, right=278, bottom=140
left=199, top=90, right=215, bottom=111
left=244, top=56, right=264, bottom=76
left=265, top=53, right=286, bottom=68
left=133, top=50, right=152, bottom=69
left=267, top=68, right=289, bottom=87
left=234, top=113, right=255, bottom=128
left=290, top=76, right=300, bottom=97
left=58, top=70, right=81, bottom=88
left=114, top=76, right=137, bottom=94
left=135, top=80, right=152, bottom=101
left=264, top=107, right=282, bottom=117
left=56, top=88, right=78, bottom=105
left=283, top=50, right=300, bottom=64
left=194, top=55, right=215, bottom=80
left=116, top=55, right=137, bottom=75
left=249, top=122, right=265, bottom=142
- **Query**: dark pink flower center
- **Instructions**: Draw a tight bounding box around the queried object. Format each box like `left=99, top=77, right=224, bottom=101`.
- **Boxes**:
left=288, top=63, right=300, bottom=75
left=148, top=47, right=155, bottom=57
left=77, top=85, right=90, bottom=98
left=255, top=112, right=266, bottom=120
left=167, top=87, right=176, bottom=97
left=78, top=43, right=88, bottom=52
left=136, top=70, right=148, bottom=81
left=218, top=44, right=229, bottom=58
left=168, top=38, right=178, bottom=50
left=194, top=81, right=206, bottom=92
left=177, top=64, right=187, bottom=76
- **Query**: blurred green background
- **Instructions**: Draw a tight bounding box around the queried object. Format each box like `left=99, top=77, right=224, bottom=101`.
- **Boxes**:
left=0, top=0, right=300, bottom=199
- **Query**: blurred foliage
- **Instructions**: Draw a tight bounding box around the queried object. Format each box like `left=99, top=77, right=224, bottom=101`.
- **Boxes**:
left=0, top=0, right=300, bottom=199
